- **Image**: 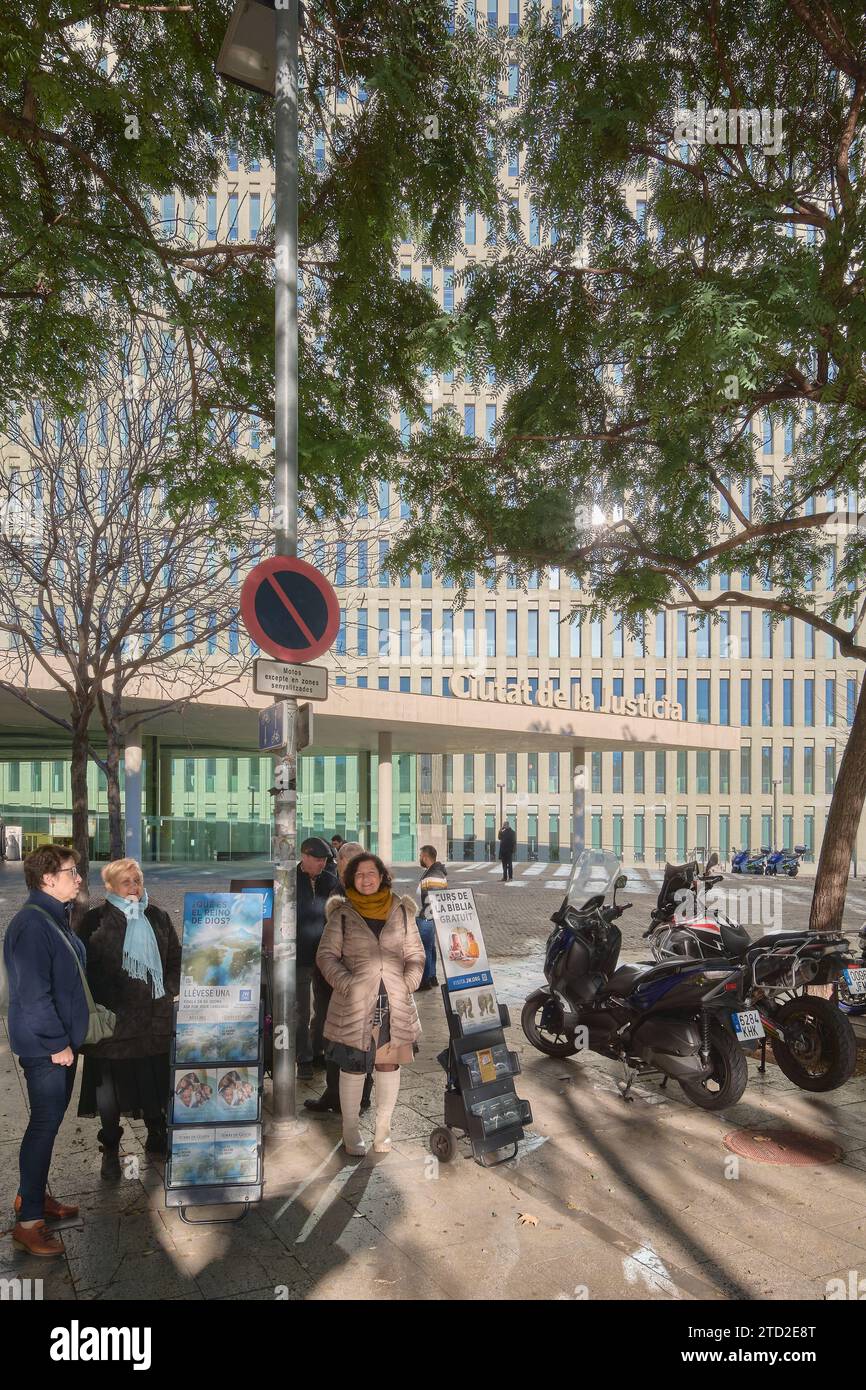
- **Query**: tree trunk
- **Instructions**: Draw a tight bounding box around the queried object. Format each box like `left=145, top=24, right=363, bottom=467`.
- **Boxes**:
left=70, top=702, right=93, bottom=919
left=809, top=673, right=866, bottom=932
left=104, top=715, right=124, bottom=860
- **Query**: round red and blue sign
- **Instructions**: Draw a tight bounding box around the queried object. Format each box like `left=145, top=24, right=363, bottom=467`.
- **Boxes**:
left=240, top=556, right=339, bottom=663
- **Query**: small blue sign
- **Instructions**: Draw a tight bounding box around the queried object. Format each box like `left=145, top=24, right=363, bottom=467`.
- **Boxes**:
left=259, top=703, right=287, bottom=751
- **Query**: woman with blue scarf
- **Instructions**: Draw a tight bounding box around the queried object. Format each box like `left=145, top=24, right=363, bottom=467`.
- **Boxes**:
left=76, top=859, right=181, bottom=1179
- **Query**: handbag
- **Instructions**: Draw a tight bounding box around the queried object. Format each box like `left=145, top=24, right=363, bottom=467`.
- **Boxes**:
left=33, top=906, right=116, bottom=1048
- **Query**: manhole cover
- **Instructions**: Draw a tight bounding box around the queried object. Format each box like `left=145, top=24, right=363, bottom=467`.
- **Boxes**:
left=723, top=1128, right=842, bottom=1165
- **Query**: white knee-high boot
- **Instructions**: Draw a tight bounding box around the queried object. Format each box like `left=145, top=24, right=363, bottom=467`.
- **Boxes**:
left=339, top=1072, right=367, bottom=1156
left=373, top=1068, right=401, bottom=1152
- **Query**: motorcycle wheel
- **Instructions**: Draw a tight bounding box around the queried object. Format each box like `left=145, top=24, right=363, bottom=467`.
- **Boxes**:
left=678, top=1022, right=748, bottom=1111
left=772, top=995, right=856, bottom=1091
left=787, top=866, right=799, bottom=877
left=521, top=990, right=578, bottom=1058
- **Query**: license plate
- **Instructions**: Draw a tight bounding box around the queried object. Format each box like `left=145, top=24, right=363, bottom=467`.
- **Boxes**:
left=843, top=967, right=866, bottom=996
left=732, top=1009, right=765, bottom=1042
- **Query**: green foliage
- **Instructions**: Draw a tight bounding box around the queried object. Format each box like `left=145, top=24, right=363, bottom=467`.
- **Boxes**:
left=0, top=1, right=504, bottom=519
left=395, top=0, right=866, bottom=653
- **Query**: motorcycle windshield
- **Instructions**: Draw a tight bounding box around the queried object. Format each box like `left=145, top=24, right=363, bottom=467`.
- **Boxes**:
left=565, top=848, right=623, bottom=911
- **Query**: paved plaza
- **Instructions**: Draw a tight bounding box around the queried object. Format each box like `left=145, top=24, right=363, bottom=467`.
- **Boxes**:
left=2, top=860, right=866, bottom=1301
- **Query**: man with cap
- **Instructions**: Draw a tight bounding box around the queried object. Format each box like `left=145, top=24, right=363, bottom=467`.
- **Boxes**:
left=296, top=837, right=339, bottom=1081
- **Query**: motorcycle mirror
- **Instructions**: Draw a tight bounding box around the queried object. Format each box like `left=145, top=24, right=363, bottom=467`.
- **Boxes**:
left=615, top=874, right=628, bottom=890
left=706, top=852, right=719, bottom=870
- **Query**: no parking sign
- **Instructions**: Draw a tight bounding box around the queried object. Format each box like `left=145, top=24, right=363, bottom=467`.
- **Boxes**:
left=240, top=556, right=339, bottom=663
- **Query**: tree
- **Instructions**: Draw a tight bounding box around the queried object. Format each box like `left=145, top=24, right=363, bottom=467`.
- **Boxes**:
left=0, top=326, right=265, bottom=887
left=0, top=1, right=511, bottom=519
left=388, top=0, right=866, bottom=932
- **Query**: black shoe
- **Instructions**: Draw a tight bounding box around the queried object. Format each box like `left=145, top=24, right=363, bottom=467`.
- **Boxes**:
left=304, top=1093, right=340, bottom=1114
left=429, top=976, right=439, bottom=988
left=145, top=1123, right=167, bottom=1155
left=100, top=1147, right=122, bottom=1182
left=416, top=979, right=434, bottom=992
left=312, top=1054, right=327, bottom=1071
left=297, top=1060, right=314, bottom=1081
left=360, top=1095, right=372, bottom=1112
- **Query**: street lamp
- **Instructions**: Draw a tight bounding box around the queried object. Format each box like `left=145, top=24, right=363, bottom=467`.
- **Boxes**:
left=217, top=0, right=304, bottom=1135
left=772, top=778, right=780, bottom=853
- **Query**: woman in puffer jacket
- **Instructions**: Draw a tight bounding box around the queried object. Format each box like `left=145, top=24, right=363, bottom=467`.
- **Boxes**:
left=316, top=853, right=425, bottom=1156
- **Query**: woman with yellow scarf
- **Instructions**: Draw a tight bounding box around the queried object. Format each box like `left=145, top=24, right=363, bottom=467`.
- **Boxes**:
left=316, top=854, right=425, bottom=1155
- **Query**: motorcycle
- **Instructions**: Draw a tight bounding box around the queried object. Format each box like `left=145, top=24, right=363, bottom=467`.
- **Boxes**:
left=644, top=854, right=860, bottom=1091
left=731, top=847, right=769, bottom=875
left=839, top=922, right=866, bottom=1016
left=765, top=845, right=806, bottom=877
left=521, top=851, right=752, bottom=1111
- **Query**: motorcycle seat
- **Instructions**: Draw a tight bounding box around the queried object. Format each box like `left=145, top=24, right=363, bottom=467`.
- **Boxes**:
left=719, top=919, right=752, bottom=954
left=597, top=959, right=685, bottom=998
left=747, top=931, right=815, bottom=950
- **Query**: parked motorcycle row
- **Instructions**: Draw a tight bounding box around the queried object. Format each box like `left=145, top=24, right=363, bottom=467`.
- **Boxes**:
left=522, top=850, right=866, bottom=1112
left=731, top=845, right=806, bottom=876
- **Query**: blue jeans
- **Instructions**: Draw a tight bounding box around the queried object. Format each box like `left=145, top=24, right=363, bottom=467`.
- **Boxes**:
left=416, top=918, right=437, bottom=983
left=18, top=1053, right=78, bottom=1221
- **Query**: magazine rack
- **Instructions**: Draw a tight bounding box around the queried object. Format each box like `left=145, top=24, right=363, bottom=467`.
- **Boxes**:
left=164, top=1000, right=265, bottom=1223
left=430, top=991, right=532, bottom=1167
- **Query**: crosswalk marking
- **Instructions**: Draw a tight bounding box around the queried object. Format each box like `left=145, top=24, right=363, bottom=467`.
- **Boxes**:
left=553, top=864, right=571, bottom=878
left=523, top=863, right=546, bottom=876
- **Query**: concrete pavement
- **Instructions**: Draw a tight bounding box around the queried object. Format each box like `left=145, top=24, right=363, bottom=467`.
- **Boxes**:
left=3, top=860, right=866, bottom=1301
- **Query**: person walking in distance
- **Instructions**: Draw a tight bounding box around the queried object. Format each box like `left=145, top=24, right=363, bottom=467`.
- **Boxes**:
left=415, top=845, right=447, bottom=990
left=498, top=820, right=517, bottom=882
left=4, top=846, right=89, bottom=1257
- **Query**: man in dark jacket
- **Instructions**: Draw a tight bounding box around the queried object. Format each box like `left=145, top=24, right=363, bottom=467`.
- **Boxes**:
left=498, top=821, right=517, bottom=882
left=416, top=845, right=447, bottom=990
left=296, top=837, right=338, bottom=1080
left=4, top=845, right=88, bottom=1257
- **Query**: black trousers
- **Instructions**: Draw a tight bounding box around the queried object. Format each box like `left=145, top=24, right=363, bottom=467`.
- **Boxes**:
left=501, top=854, right=514, bottom=880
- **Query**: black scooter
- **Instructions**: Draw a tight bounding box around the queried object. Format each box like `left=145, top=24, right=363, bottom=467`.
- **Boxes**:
left=644, top=854, right=859, bottom=1091
left=521, top=852, right=752, bottom=1110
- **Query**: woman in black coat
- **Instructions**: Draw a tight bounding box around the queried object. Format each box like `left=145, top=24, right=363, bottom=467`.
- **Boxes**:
left=76, top=858, right=181, bottom=1178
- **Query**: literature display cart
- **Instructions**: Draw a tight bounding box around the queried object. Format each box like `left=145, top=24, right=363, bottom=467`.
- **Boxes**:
left=164, top=892, right=266, bottom=1223
left=427, top=888, right=532, bottom=1166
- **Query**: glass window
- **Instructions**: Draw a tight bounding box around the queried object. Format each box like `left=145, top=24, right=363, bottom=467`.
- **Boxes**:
left=591, top=751, right=602, bottom=794
left=527, top=753, right=538, bottom=793
left=676, top=751, right=688, bottom=794
left=719, top=750, right=730, bottom=794
left=506, top=752, right=517, bottom=792
left=783, top=678, right=793, bottom=726
left=634, top=751, right=645, bottom=793
left=719, top=677, right=730, bottom=725
left=485, top=753, right=496, bottom=793
left=677, top=677, right=688, bottom=721
left=464, top=755, right=475, bottom=794
left=612, top=751, right=623, bottom=794
left=782, top=745, right=793, bottom=795
left=825, top=678, right=836, bottom=726
left=548, top=609, right=560, bottom=658
left=655, top=751, right=666, bottom=794
left=804, top=745, right=814, bottom=794
left=825, top=746, right=836, bottom=794
left=485, top=609, right=496, bottom=656
left=761, top=744, right=772, bottom=795
left=527, top=609, right=539, bottom=657
left=740, top=745, right=751, bottom=794
left=762, top=678, right=773, bottom=726
left=697, top=678, right=710, bottom=723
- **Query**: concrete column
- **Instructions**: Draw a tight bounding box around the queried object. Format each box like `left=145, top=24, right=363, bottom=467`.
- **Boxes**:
left=571, top=745, right=586, bottom=863
left=377, top=731, right=393, bottom=864
left=357, top=750, right=372, bottom=848
left=124, top=740, right=142, bottom=862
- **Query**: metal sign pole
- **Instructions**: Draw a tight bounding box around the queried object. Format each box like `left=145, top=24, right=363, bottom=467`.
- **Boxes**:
left=270, top=0, right=304, bottom=1133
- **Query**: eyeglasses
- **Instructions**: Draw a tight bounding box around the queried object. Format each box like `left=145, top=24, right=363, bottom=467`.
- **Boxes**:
left=57, top=867, right=82, bottom=879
